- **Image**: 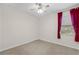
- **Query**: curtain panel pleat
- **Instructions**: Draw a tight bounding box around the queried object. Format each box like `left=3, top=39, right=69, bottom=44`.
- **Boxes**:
left=57, top=12, right=62, bottom=39
left=70, top=7, right=79, bottom=42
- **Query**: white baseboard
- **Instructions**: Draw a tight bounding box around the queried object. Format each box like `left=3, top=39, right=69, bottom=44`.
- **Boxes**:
left=40, top=39, right=79, bottom=50
left=0, top=39, right=38, bottom=52
left=1, top=38, right=79, bottom=52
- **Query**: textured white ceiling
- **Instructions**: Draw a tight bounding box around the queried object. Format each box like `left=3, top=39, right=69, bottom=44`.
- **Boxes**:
left=1, top=3, right=78, bottom=17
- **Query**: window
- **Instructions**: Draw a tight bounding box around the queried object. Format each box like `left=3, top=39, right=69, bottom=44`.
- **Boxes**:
left=61, top=11, right=74, bottom=35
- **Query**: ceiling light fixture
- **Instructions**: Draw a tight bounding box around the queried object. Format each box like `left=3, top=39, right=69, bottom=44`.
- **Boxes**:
left=30, top=3, right=50, bottom=14
left=37, top=9, right=44, bottom=14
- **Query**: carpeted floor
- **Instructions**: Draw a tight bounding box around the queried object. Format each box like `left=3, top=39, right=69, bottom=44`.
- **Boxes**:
left=0, top=40, right=79, bottom=55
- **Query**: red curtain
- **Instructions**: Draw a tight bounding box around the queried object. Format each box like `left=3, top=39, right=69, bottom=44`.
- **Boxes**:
left=70, top=7, right=79, bottom=42
left=57, top=12, right=62, bottom=39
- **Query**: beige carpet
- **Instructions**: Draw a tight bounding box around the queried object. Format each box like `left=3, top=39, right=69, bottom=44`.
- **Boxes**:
left=0, top=40, right=79, bottom=55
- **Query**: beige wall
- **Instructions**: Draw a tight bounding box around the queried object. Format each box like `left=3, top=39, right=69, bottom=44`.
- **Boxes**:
left=0, top=5, right=38, bottom=51
left=0, top=7, right=3, bottom=50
